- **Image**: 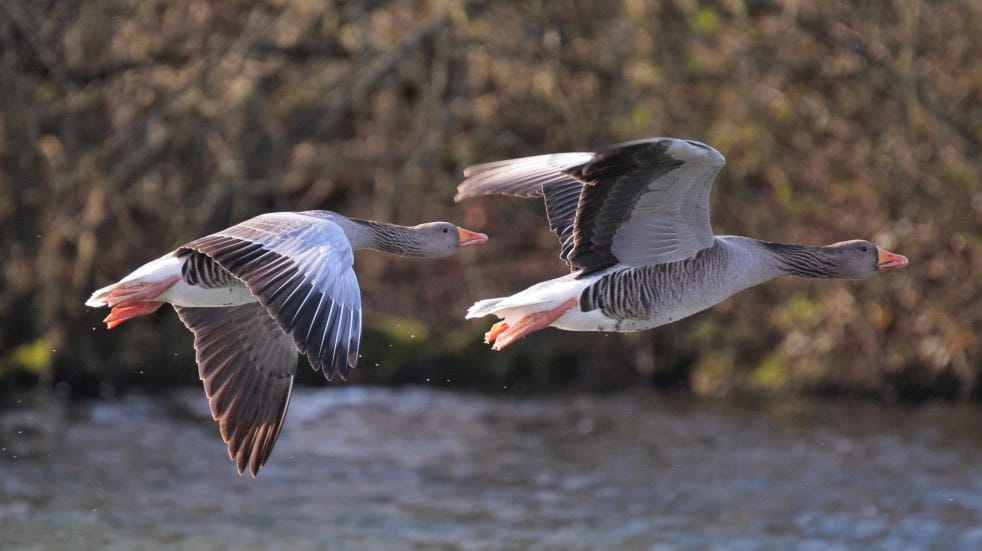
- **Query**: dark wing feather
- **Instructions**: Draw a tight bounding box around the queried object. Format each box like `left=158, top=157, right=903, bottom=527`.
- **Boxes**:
left=174, top=303, right=297, bottom=477
left=543, top=181, right=584, bottom=262
left=179, top=212, right=363, bottom=380
left=456, top=152, right=594, bottom=264
left=566, top=140, right=685, bottom=274
left=572, top=139, right=725, bottom=274
left=459, top=138, right=726, bottom=276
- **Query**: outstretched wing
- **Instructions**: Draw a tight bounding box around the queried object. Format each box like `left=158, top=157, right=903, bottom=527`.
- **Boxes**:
left=456, top=152, right=594, bottom=263
left=456, top=138, right=725, bottom=275
left=179, top=212, right=363, bottom=380
left=174, top=303, right=296, bottom=477
left=566, top=138, right=725, bottom=274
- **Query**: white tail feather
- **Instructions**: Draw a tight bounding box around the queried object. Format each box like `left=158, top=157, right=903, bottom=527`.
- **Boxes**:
left=84, top=253, right=183, bottom=308
left=85, top=283, right=118, bottom=308
left=466, top=297, right=506, bottom=319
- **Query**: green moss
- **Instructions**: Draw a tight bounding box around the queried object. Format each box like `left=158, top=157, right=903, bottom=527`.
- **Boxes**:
left=771, top=173, right=795, bottom=211
left=616, top=105, right=653, bottom=136
left=776, top=297, right=821, bottom=329
left=2, top=337, right=53, bottom=377
left=750, top=352, right=791, bottom=391
left=690, top=8, right=720, bottom=34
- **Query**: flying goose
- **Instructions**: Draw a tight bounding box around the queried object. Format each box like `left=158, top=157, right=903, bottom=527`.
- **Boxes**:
left=86, top=211, right=487, bottom=475
left=456, top=137, right=908, bottom=350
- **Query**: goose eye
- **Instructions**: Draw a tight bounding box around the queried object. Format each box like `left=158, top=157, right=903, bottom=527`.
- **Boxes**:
left=442, top=227, right=449, bottom=233
left=861, top=245, right=869, bottom=252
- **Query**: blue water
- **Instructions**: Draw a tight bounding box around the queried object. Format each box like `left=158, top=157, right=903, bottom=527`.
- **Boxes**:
left=2, top=387, right=982, bottom=550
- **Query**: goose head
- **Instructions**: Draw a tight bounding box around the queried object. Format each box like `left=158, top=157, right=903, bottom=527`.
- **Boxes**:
left=827, top=239, right=909, bottom=279
left=413, top=222, right=488, bottom=257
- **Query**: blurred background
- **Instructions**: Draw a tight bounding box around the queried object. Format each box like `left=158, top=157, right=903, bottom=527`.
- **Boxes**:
left=2, top=0, right=978, bottom=399
left=1, top=1, right=981, bottom=548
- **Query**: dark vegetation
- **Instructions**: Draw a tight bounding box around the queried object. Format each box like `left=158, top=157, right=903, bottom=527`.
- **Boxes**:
left=0, top=0, right=978, bottom=399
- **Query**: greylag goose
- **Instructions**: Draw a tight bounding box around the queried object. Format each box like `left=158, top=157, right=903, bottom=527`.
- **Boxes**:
left=85, top=210, right=487, bottom=475
left=456, top=138, right=908, bottom=350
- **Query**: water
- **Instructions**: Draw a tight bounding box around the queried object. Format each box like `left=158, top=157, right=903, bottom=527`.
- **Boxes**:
left=2, top=387, right=982, bottom=550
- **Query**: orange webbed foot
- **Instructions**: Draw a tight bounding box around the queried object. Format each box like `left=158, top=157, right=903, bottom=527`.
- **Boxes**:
left=104, top=301, right=164, bottom=329
left=105, top=275, right=181, bottom=308
left=484, top=321, right=510, bottom=344
left=488, top=299, right=577, bottom=351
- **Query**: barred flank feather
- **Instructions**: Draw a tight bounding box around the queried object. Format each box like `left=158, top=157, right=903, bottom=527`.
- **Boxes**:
left=580, top=243, right=728, bottom=320
left=180, top=250, right=240, bottom=288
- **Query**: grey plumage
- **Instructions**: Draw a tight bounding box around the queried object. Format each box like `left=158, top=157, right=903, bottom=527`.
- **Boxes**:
left=181, top=230, right=362, bottom=380
left=580, top=242, right=729, bottom=320
left=762, top=242, right=840, bottom=278
left=459, top=137, right=907, bottom=347
left=174, top=303, right=296, bottom=477
left=180, top=250, right=240, bottom=288
left=456, top=139, right=724, bottom=275
left=88, top=209, right=486, bottom=476
left=347, top=218, right=426, bottom=256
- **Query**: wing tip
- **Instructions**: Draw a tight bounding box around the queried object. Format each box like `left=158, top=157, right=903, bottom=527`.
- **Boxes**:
left=662, top=138, right=726, bottom=167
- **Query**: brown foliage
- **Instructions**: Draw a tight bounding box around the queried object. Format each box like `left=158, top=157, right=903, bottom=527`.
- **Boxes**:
left=0, top=0, right=978, bottom=397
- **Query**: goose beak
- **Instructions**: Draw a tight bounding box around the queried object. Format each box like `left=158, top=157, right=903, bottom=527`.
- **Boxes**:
left=458, top=227, right=488, bottom=247
left=876, top=247, right=909, bottom=270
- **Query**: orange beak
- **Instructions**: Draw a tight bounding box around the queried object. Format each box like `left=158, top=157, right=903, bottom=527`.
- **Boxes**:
left=457, top=227, right=488, bottom=247
left=876, top=247, right=909, bottom=270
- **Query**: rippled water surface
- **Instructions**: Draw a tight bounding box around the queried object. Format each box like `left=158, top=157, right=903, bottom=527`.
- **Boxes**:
left=2, top=387, right=982, bottom=550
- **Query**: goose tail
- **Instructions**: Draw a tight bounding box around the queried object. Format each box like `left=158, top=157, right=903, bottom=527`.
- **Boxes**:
left=85, top=254, right=183, bottom=328
left=466, top=297, right=507, bottom=319
left=85, top=283, right=117, bottom=308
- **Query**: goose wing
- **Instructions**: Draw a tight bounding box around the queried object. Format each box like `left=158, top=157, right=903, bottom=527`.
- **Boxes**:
left=174, top=303, right=296, bottom=477
left=456, top=152, right=594, bottom=262
left=456, top=138, right=725, bottom=275
left=179, top=212, right=363, bottom=380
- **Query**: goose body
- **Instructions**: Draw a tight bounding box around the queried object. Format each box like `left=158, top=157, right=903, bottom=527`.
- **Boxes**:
left=457, top=138, right=908, bottom=350
left=469, top=237, right=778, bottom=333
left=86, top=210, right=487, bottom=475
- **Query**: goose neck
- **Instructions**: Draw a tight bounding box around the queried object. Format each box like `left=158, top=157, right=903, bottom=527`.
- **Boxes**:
left=762, top=241, right=838, bottom=278
left=345, top=218, right=425, bottom=256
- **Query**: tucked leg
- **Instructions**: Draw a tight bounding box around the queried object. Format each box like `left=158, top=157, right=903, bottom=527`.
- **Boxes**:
left=102, top=275, right=180, bottom=329
left=491, top=299, right=577, bottom=351
left=484, top=321, right=510, bottom=344
left=106, top=275, right=181, bottom=307
left=104, top=301, right=165, bottom=329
